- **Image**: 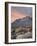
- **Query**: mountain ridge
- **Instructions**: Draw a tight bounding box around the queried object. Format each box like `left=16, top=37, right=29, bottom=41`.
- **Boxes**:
left=11, top=16, right=32, bottom=28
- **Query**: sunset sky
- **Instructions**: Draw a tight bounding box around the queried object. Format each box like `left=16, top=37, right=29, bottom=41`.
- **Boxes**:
left=11, top=7, right=32, bottom=22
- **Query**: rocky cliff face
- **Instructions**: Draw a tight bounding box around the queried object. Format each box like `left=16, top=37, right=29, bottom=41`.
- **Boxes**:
left=11, top=16, right=32, bottom=39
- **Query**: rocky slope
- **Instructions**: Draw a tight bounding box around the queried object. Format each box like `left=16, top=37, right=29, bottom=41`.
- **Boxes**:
left=11, top=16, right=32, bottom=39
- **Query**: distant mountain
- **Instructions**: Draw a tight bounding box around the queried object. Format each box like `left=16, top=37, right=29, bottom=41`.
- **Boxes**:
left=11, top=16, right=32, bottom=39
left=11, top=16, right=32, bottom=28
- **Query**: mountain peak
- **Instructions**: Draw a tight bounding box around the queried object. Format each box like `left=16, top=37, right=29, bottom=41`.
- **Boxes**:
left=11, top=16, right=32, bottom=29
